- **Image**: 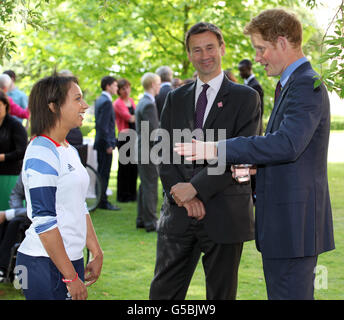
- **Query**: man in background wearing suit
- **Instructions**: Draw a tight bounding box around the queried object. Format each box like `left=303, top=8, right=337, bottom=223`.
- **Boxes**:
left=238, top=59, right=264, bottom=135
left=94, top=76, right=120, bottom=211
left=135, top=73, right=161, bottom=232
left=149, top=22, right=260, bottom=300
left=174, top=9, right=335, bottom=300
left=238, top=58, right=265, bottom=203
left=155, top=66, right=173, bottom=120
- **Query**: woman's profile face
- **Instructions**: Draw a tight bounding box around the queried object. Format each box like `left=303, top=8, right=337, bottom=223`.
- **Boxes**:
left=59, top=82, right=89, bottom=130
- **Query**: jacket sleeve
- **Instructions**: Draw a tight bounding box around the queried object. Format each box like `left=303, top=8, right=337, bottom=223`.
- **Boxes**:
left=114, top=99, right=132, bottom=122
left=4, top=118, right=28, bottom=162
left=9, top=96, right=30, bottom=119
left=158, top=92, right=187, bottom=202
left=218, top=77, right=327, bottom=165
left=191, top=89, right=261, bottom=203
left=97, top=100, right=116, bottom=148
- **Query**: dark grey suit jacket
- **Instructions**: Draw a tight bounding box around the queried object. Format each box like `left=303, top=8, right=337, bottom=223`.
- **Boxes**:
left=135, top=94, right=160, bottom=164
left=158, top=75, right=261, bottom=244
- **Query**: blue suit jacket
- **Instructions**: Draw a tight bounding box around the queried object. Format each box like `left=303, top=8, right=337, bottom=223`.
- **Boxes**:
left=94, top=93, right=117, bottom=151
left=219, top=62, right=335, bottom=258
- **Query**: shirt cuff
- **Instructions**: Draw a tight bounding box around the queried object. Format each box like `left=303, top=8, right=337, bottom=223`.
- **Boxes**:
left=5, top=209, right=16, bottom=221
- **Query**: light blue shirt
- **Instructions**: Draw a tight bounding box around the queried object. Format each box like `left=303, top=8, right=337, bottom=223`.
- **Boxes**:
left=8, top=87, right=28, bottom=110
left=280, top=56, right=308, bottom=88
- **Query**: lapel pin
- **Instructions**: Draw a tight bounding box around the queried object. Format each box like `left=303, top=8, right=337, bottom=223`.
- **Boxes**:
left=217, top=101, right=223, bottom=108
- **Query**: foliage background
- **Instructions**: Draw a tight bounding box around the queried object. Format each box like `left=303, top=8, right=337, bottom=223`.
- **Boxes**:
left=0, top=0, right=334, bottom=118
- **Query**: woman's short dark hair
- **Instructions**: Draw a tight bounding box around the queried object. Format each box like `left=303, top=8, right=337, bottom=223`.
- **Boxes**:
left=117, top=78, right=131, bottom=92
left=0, top=89, right=10, bottom=114
left=101, top=76, right=117, bottom=91
left=29, top=73, right=78, bottom=137
left=185, top=22, right=224, bottom=52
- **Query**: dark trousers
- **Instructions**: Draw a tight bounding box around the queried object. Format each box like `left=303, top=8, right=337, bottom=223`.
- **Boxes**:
left=150, top=220, right=243, bottom=300
left=262, top=255, right=318, bottom=300
left=137, top=163, right=158, bottom=229
left=16, top=252, right=84, bottom=300
left=96, top=148, right=113, bottom=205
left=0, top=217, right=30, bottom=271
left=117, top=140, right=137, bottom=202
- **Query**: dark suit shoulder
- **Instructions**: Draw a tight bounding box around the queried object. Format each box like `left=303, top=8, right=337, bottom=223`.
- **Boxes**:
left=229, top=81, right=259, bottom=98
left=170, top=81, right=194, bottom=97
left=289, top=65, right=324, bottom=95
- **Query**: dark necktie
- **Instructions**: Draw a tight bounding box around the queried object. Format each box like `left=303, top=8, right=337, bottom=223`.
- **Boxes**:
left=274, top=80, right=282, bottom=104
left=194, top=83, right=210, bottom=129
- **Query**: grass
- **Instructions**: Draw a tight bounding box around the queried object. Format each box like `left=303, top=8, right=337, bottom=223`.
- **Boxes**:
left=0, top=163, right=343, bottom=300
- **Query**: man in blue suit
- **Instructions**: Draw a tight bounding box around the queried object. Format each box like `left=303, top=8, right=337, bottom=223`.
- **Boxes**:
left=94, top=76, right=120, bottom=211
left=174, top=9, right=335, bottom=299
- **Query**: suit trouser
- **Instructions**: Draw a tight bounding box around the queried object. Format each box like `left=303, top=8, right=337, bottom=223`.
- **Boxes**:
left=262, top=255, right=318, bottom=300
left=96, top=149, right=113, bottom=205
left=117, top=139, right=137, bottom=202
left=137, top=163, right=158, bottom=228
left=150, top=219, right=243, bottom=300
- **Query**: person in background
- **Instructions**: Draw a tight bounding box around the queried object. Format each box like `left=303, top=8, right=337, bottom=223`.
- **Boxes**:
left=155, top=66, right=173, bottom=120
left=238, top=59, right=264, bottom=133
left=135, top=72, right=161, bottom=232
left=0, top=90, right=27, bottom=211
left=238, top=59, right=264, bottom=203
left=172, top=78, right=182, bottom=89
left=174, top=9, right=335, bottom=300
left=0, top=74, right=29, bottom=120
left=113, top=78, right=137, bottom=203
left=94, top=76, right=120, bottom=211
left=224, top=68, right=238, bottom=83
left=16, top=73, right=103, bottom=300
left=0, top=172, right=30, bottom=282
left=3, top=70, right=28, bottom=111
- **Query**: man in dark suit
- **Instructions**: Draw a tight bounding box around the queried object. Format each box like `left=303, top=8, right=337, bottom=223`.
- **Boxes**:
left=238, top=58, right=265, bottom=203
left=94, top=76, right=120, bottom=211
left=238, top=59, right=264, bottom=136
left=149, top=22, right=261, bottom=300
left=238, top=59, right=264, bottom=120
left=135, top=72, right=161, bottom=232
left=174, top=9, right=335, bottom=300
left=155, top=66, right=173, bottom=120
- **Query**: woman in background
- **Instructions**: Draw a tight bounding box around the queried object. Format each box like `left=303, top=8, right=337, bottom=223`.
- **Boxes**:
left=0, top=90, right=27, bottom=210
left=113, top=78, right=137, bottom=202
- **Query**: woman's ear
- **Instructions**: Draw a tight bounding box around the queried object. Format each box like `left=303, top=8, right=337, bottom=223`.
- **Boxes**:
left=48, top=102, right=56, bottom=113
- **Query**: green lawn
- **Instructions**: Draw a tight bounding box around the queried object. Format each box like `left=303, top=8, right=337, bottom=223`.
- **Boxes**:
left=0, top=163, right=343, bottom=300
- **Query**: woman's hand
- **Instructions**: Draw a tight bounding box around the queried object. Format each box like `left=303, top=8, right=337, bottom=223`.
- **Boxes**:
left=65, top=276, right=88, bottom=300
left=84, top=252, right=103, bottom=287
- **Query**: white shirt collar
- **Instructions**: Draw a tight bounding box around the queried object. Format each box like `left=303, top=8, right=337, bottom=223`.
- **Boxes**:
left=102, top=91, right=113, bottom=101
left=196, top=71, right=224, bottom=93
left=194, top=71, right=224, bottom=126
left=160, top=82, right=172, bottom=88
left=144, top=92, right=155, bottom=103
left=244, top=74, right=255, bottom=85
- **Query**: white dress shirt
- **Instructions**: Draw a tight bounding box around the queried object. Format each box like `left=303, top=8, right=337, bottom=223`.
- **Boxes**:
left=194, top=71, right=224, bottom=126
